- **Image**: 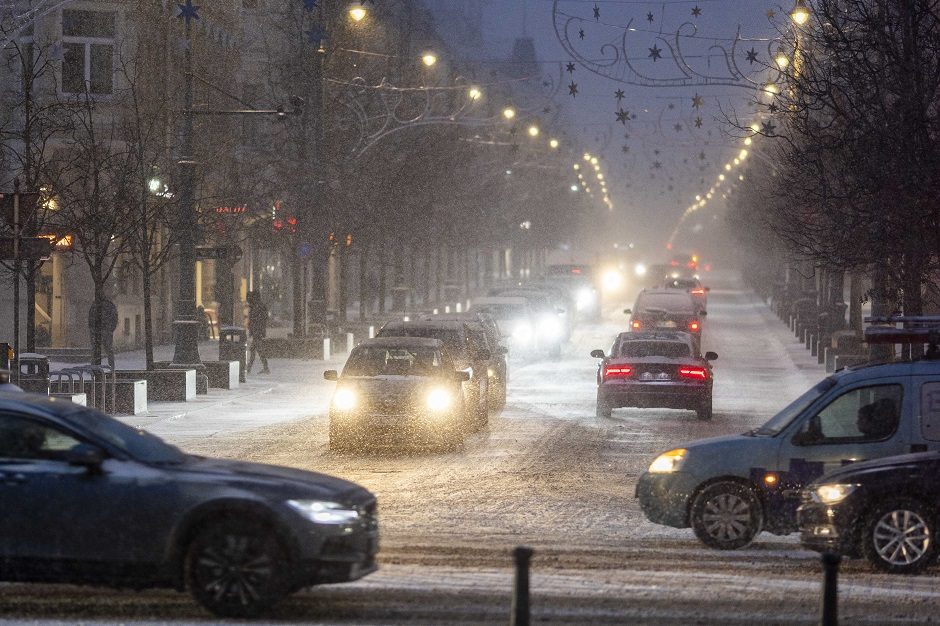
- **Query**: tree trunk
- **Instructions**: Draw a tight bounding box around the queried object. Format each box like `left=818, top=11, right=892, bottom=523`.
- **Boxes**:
left=142, top=253, right=155, bottom=370
left=91, top=273, right=104, bottom=366
left=358, top=243, right=369, bottom=322
left=378, top=239, right=387, bottom=313
left=25, top=261, right=36, bottom=351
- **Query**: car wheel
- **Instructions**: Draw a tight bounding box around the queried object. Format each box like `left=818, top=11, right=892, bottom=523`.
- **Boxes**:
left=596, top=393, right=612, bottom=418
left=186, top=519, right=289, bottom=618
left=696, top=398, right=713, bottom=421
left=691, top=481, right=763, bottom=550
left=862, top=499, right=937, bottom=574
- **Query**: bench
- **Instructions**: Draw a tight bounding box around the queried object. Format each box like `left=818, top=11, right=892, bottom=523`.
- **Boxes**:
left=203, top=360, right=240, bottom=390
left=115, top=369, right=196, bottom=402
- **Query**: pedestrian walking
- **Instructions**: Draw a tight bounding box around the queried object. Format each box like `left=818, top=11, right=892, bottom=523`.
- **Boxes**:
left=88, top=294, right=118, bottom=369
left=246, top=291, right=270, bottom=374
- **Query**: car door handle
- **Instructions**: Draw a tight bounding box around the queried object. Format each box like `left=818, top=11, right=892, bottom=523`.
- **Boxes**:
left=0, top=472, right=27, bottom=486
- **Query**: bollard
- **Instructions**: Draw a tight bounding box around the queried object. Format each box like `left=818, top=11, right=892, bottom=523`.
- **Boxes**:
left=433, top=308, right=439, bottom=315
left=510, top=546, right=534, bottom=626
left=820, top=552, right=840, bottom=626
left=456, top=302, right=463, bottom=313
left=368, top=325, right=375, bottom=339
left=346, top=332, right=355, bottom=354
left=322, top=338, right=331, bottom=360
left=445, top=305, right=451, bottom=313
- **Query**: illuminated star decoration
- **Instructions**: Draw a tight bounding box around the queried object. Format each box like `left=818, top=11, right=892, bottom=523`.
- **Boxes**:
left=176, top=0, right=200, bottom=24
left=652, top=161, right=662, bottom=169
left=648, top=44, right=662, bottom=61
left=745, top=48, right=758, bottom=64
left=593, top=3, right=600, bottom=19
left=566, top=62, right=576, bottom=73
left=692, top=94, right=704, bottom=109
left=691, top=5, right=702, bottom=17
left=694, top=116, right=703, bottom=128
left=614, top=89, right=625, bottom=101
left=761, top=120, right=777, bottom=135
left=616, top=108, right=629, bottom=124
left=646, top=11, right=654, bottom=22
left=305, top=26, right=325, bottom=46
left=568, top=81, right=578, bottom=97
left=768, top=102, right=779, bottom=113
left=302, top=0, right=318, bottom=10
left=579, top=28, right=585, bottom=40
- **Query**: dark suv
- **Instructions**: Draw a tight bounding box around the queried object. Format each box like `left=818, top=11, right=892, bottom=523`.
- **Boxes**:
left=378, top=320, right=491, bottom=429
left=0, top=393, right=378, bottom=617
left=625, top=289, right=705, bottom=351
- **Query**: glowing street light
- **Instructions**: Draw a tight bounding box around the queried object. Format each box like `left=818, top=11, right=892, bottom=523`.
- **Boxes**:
left=421, top=52, right=438, bottom=67
left=348, top=5, right=367, bottom=22
left=549, top=138, right=560, bottom=149
left=527, top=125, right=540, bottom=137
left=583, top=153, right=591, bottom=161
left=502, top=107, right=516, bottom=120
left=791, top=0, right=810, bottom=25
left=148, top=177, right=162, bottom=193
left=744, top=137, right=753, bottom=146
left=774, top=46, right=790, bottom=69
left=573, top=163, right=580, bottom=170
left=468, top=87, right=482, bottom=101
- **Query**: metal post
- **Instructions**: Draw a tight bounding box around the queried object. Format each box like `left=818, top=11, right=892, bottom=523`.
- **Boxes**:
left=510, top=546, right=533, bottom=626
left=171, top=16, right=201, bottom=366
left=820, top=552, right=840, bottom=626
left=12, top=179, right=20, bottom=384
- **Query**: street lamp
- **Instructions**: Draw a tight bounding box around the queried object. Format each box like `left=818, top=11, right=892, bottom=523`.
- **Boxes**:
left=148, top=177, right=162, bottom=193
left=549, top=138, right=559, bottom=149
left=774, top=46, right=790, bottom=69
left=468, top=87, right=482, bottom=101
left=527, top=125, right=539, bottom=137
left=791, top=0, right=810, bottom=25
left=348, top=5, right=367, bottom=22
left=502, top=107, right=516, bottom=120
left=421, top=52, right=438, bottom=67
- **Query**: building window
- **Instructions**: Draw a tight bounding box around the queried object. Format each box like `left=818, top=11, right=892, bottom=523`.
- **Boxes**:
left=61, top=9, right=115, bottom=95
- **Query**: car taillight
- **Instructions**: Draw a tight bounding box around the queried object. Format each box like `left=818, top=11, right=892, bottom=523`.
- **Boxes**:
left=604, top=365, right=634, bottom=379
left=691, top=288, right=705, bottom=295
left=688, top=320, right=700, bottom=332
left=678, top=366, right=707, bottom=380
left=631, top=320, right=641, bottom=330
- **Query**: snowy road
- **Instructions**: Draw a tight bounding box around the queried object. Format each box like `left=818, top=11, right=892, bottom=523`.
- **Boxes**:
left=3, top=276, right=939, bottom=624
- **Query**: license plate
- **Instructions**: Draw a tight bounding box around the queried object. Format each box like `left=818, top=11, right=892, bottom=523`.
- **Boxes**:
left=640, top=371, right=671, bottom=381
left=656, top=321, right=677, bottom=328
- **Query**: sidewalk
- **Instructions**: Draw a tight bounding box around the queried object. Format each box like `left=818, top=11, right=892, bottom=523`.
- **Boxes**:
left=50, top=340, right=347, bottom=441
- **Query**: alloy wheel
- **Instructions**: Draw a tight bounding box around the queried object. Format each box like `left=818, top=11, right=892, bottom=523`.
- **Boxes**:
left=872, top=509, right=931, bottom=567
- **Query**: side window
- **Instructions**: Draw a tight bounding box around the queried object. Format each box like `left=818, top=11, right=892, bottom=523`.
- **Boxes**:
left=795, top=384, right=903, bottom=445
left=0, top=414, right=82, bottom=461
left=921, top=382, right=940, bottom=441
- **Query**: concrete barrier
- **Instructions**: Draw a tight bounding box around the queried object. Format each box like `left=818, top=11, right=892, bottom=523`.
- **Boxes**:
left=50, top=392, right=86, bottom=406
left=115, top=370, right=195, bottom=402
left=114, top=380, right=147, bottom=415
left=204, top=360, right=239, bottom=390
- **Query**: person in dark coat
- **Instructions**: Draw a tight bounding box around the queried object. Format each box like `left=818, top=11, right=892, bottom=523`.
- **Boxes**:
left=88, top=295, right=118, bottom=369
left=246, top=291, right=270, bottom=374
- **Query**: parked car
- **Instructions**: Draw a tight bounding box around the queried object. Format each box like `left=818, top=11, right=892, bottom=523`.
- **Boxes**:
left=636, top=355, right=940, bottom=550
left=798, top=451, right=940, bottom=574
left=377, top=320, right=490, bottom=429
left=591, top=331, right=717, bottom=420
left=325, top=337, right=471, bottom=450
left=625, top=289, right=704, bottom=351
left=0, top=392, right=378, bottom=617
left=419, top=312, right=509, bottom=411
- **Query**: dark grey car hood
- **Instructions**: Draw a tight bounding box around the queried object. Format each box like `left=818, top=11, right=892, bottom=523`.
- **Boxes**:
left=810, top=451, right=940, bottom=487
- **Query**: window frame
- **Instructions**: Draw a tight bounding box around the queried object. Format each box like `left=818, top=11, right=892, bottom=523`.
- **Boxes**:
left=792, top=382, right=904, bottom=446
left=60, top=8, right=117, bottom=97
left=0, top=412, right=86, bottom=462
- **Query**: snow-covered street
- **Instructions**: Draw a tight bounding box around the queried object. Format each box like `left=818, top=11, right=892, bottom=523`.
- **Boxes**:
left=2, top=275, right=937, bottom=625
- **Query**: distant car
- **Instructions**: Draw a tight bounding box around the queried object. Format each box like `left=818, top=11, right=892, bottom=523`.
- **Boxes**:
left=325, top=337, right=471, bottom=450
left=663, top=276, right=709, bottom=312
left=419, top=312, right=509, bottom=410
left=0, top=393, right=378, bottom=618
left=488, top=286, right=568, bottom=355
left=543, top=264, right=600, bottom=321
left=591, top=331, right=717, bottom=420
left=798, top=451, right=940, bottom=574
left=377, top=320, right=490, bottom=429
left=469, top=296, right=538, bottom=353
left=625, top=289, right=705, bottom=351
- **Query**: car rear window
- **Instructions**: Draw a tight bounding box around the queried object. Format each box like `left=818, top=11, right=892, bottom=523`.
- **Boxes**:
left=637, top=293, right=696, bottom=313
left=617, top=341, right=690, bottom=358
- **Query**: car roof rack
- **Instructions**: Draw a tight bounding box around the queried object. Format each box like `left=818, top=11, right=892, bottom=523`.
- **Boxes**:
left=864, top=316, right=940, bottom=357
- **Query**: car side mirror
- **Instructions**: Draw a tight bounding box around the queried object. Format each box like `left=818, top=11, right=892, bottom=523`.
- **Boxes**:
left=623, top=308, right=632, bottom=315
left=705, top=351, right=718, bottom=361
left=323, top=370, right=339, bottom=381
left=590, top=349, right=605, bottom=359
left=66, top=444, right=105, bottom=472
left=454, top=370, right=471, bottom=382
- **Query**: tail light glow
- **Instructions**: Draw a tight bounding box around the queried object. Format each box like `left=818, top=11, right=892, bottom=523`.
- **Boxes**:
left=691, top=288, right=705, bottom=295
left=688, top=320, right=700, bottom=332
left=678, top=366, right=708, bottom=380
left=604, top=365, right=634, bottom=379
left=631, top=320, right=641, bottom=330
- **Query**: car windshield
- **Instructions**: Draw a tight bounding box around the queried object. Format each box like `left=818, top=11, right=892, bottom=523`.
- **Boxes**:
left=637, top=294, right=696, bottom=313
left=664, top=279, right=699, bottom=290
left=749, top=377, right=837, bottom=436
left=66, top=407, right=187, bottom=464
left=344, top=347, right=446, bottom=377
left=380, top=328, right=465, bottom=356
left=617, top=341, right=690, bottom=358
left=471, top=303, right=526, bottom=319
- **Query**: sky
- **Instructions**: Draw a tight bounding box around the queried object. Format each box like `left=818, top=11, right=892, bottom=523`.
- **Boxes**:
left=427, top=0, right=785, bottom=257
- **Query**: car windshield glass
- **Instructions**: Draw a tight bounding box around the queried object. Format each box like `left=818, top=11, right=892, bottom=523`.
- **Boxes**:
left=751, top=377, right=837, bottom=436
left=345, top=347, right=446, bottom=376
left=66, top=407, right=187, bottom=464
left=618, top=341, right=690, bottom=358
left=664, top=279, right=698, bottom=290
left=471, top=303, right=526, bottom=319
left=638, top=294, right=695, bottom=313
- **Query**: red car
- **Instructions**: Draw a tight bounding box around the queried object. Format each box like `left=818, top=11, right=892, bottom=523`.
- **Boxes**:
left=591, top=331, right=717, bottom=420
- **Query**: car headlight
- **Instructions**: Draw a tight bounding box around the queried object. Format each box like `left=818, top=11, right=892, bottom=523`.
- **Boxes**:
left=513, top=321, right=533, bottom=342
left=602, top=269, right=623, bottom=292
left=576, top=287, right=595, bottom=310
left=287, top=500, right=360, bottom=525
left=538, top=316, right=562, bottom=339
left=332, top=388, right=357, bottom=411
left=634, top=263, right=647, bottom=277
left=648, top=448, right=687, bottom=473
left=426, top=388, right=452, bottom=412
left=812, top=484, right=858, bottom=505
